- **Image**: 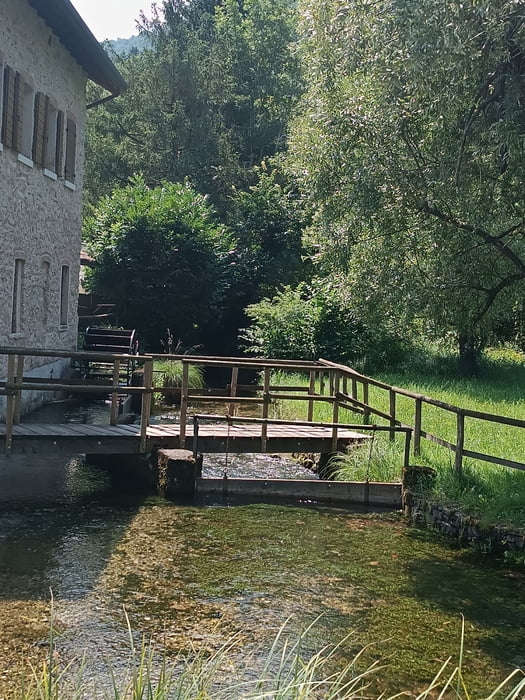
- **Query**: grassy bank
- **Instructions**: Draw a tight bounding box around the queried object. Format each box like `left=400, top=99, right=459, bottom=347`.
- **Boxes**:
left=269, top=347, right=525, bottom=531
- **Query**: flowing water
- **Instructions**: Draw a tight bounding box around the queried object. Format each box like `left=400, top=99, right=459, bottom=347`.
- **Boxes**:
left=0, top=400, right=524, bottom=697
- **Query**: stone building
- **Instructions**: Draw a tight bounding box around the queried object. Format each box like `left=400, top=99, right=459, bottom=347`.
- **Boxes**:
left=0, top=0, right=125, bottom=416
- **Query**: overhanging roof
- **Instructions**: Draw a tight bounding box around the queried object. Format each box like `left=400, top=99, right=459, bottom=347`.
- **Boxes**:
left=27, top=0, right=127, bottom=97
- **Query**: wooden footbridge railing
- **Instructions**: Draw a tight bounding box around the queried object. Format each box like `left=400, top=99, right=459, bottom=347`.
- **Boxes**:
left=318, top=358, right=525, bottom=477
left=0, top=347, right=407, bottom=458
left=0, top=346, right=523, bottom=477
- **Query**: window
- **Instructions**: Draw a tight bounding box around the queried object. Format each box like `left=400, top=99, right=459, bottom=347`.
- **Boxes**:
left=0, top=55, right=4, bottom=147
left=18, top=78, right=34, bottom=161
left=0, top=65, right=35, bottom=162
left=54, top=111, right=64, bottom=175
left=32, top=92, right=47, bottom=166
left=59, top=264, right=70, bottom=328
left=33, top=95, right=63, bottom=175
left=11, top=258, right=24, bottom=334
left=46, top=108, right=64, bottom=174
left=64, top=117, right=76, bottom=183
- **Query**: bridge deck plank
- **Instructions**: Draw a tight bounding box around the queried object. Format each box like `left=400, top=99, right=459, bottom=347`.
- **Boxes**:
left=0, top=422, right=368, bottom=455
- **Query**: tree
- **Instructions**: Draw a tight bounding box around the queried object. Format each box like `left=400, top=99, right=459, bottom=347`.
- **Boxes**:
left=288, top=0, right=525, bottom=372
left=84, top=176, right=232, bottom=351
left=85, top=0, right=302, bottom=213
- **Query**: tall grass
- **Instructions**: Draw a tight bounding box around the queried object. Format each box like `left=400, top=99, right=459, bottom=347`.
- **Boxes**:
left=15, top=616, right=525, bottom=699
left=268, top=348, right=525, bottom=530
left=153, top=360, right=204, bottom=403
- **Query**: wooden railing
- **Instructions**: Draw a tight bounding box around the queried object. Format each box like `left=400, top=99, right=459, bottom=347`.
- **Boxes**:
left=318, top=359, right=525, bottom=476
left=0, top=347, right=368, bottom=456
left=1, top=347, right=522, bottom=476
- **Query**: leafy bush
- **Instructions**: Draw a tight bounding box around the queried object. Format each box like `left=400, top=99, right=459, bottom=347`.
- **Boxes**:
left=241, top=285, right=320, bottom=360
left=241, top=280, right=409, bottom=370
left=84, top=176, right=232, bottom=351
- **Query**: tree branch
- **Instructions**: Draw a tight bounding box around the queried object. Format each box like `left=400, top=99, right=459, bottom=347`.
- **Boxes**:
left=473, top=273, right=525, bottom=325
left=421, top=202, right=525, bottom=277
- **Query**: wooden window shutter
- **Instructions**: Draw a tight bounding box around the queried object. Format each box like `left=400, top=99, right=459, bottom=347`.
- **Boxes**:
left=1, top=66, right=16, bottom=148
left=55, top=111, right=64, bottom=175
left=65, top=117, right=76, bottom=182
left=13, top=72, right=23, bottom=152
left=32, top=92, right=48, bottom=166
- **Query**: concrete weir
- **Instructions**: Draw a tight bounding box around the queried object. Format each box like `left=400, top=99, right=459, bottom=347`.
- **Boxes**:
left=154, top=448, right=401, bottom=508
left=196, top=476, right=402, bottom=508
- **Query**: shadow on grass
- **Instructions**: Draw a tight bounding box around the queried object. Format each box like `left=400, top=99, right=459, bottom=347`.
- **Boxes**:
left=380, top=348, right=525, bottom=406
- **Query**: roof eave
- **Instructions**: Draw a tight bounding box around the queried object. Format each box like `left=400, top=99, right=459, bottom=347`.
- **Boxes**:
left=27, top=0, right=127, bottom=97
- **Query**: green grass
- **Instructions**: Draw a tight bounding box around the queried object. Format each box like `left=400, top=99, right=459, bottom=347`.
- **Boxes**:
left=153, top=360, right=204, bottom=403
left=268, top=348, right=525, bottom=531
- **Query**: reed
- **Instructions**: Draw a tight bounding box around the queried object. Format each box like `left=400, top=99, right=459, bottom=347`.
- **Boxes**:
left=15, top=616, right=525, bottom=699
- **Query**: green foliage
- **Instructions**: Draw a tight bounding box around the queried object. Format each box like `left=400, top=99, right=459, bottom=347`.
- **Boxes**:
left=85, top=0, right=302, bottom=212
left=227, top=163, right=307, bottom=298
left=241, top=280, right=409, bottom=370
left=84, top=176, right=231, bottom=351
left=288, top=0, right=525, bottom=367
left=153, top=360, right=204, bottom=403
left=242, top=285, right=320, bottom=359
left=330, top=440, right=405, bottom=483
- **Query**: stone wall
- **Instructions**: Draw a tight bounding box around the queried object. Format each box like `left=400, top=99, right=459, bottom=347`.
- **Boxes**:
left=403, top=469, right=525, bottom=555
left=0, top=0, right=87, bottom=414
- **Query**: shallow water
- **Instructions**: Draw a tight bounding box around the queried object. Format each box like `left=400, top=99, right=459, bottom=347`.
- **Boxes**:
left=0, top=401, right=523, bottom=697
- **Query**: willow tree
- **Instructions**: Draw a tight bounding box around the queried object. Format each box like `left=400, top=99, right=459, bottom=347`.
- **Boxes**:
left=289, top=0, right=525, bottom=372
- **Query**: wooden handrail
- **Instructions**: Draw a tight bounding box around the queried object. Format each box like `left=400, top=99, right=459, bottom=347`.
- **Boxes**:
left=1, top=347, right=523, bottom=474
left=319, top=357, right=525, bottom=474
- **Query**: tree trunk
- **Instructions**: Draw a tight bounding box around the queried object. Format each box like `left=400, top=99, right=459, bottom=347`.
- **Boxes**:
left=458, top=333, right=479, bottom=376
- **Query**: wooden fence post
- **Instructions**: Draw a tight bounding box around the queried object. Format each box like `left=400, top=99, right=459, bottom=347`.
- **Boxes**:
left=179, top=360, right=189, bottom=449
left=110, top=359, right=121, bottom=425
left=228, top=366, right=239, bottom=416
left=307, top=370, right=315, bottom=422
left=261, top=367, right=270, bottom=452
left=140, top=358, right=153, bottom=453
left=331, top=371, right=340, bottom=451
left=403, top=430, right=412, bottom=471
left=363, top=381, right=370, bottom=424
left=414, top=398, right=422, bottom=457
left=455, top=410, right=465, bottom=479
left=13, top=354, right=24, bottom=424
left=389, top=389, right=396, bottom=442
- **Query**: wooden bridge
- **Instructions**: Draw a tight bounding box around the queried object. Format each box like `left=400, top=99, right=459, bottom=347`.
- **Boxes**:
left=2, top=345, right=523, bottom=480
left=0, top=347, right=408, bottom=460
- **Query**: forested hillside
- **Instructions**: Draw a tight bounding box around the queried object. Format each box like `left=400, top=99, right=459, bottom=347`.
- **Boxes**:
left=85, top=0, right=525, bottom=371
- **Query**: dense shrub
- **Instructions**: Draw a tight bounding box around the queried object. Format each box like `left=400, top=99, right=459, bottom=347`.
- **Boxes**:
left=241, top=281, right=409, bottom=370
left=84, top=176, right=232, bottom=351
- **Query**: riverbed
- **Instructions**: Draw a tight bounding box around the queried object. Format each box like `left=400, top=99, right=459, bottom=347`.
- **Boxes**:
left=0, top=401, right=524, bottom=697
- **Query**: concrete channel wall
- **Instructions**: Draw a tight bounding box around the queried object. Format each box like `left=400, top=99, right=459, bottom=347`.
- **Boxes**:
left=196, top=477, right=402, bottom=507
left=155, top=448, right=402, bottom=508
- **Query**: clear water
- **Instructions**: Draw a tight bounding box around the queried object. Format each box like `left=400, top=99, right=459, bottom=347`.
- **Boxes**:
left=0, top=401, right=523, bottom=697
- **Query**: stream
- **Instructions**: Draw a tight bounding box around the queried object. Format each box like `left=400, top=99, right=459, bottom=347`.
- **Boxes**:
left=0, top=399, right=524, bottom=697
